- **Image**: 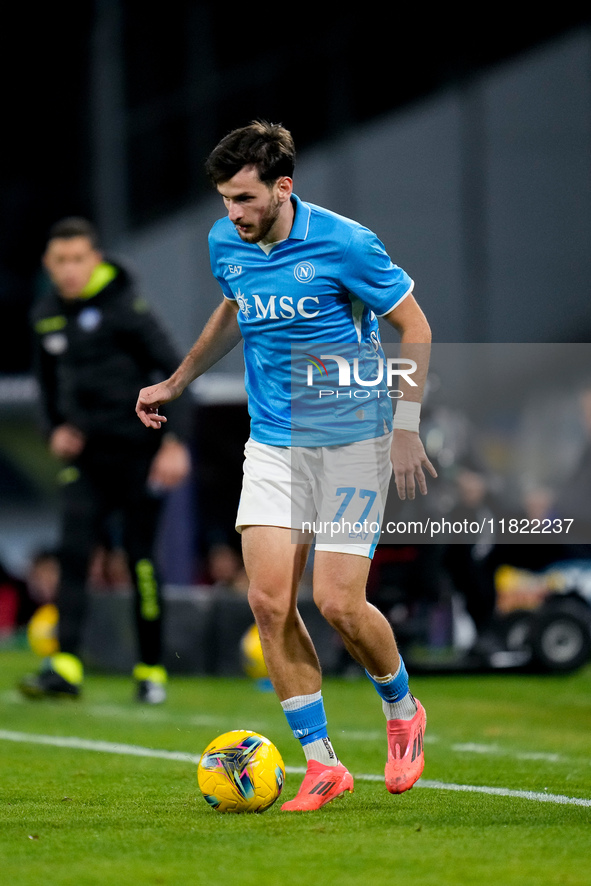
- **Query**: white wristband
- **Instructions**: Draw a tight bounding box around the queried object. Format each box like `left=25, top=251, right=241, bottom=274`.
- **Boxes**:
left=393, top=400, right=421, bottom=432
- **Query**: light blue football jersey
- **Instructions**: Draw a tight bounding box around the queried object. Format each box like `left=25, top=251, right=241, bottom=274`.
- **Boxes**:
left=208, top=194, right=414, bottom=446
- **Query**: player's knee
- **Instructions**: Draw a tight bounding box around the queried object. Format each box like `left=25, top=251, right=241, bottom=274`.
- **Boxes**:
left=247, top=583, right=291, bottom=632
left=314, top=592, right=360, bottom=640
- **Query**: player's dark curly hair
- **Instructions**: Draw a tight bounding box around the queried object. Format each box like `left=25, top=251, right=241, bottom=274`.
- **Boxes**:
left=205, top=120, right=296, bottom=186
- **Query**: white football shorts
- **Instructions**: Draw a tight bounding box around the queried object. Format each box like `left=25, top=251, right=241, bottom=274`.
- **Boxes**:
left=235, top=434, right=393, bottom=558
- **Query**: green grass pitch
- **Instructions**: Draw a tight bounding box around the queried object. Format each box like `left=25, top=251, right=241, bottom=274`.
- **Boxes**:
left=0, top=648, right=589, bottom=885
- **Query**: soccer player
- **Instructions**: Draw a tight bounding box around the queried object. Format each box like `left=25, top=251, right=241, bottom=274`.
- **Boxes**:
left=20, top=218, right=192, bottom=703
left=136, top=122, right=436, bottom=808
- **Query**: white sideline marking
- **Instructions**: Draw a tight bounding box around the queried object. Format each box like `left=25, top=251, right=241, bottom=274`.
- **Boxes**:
left=0, top=692, right=269, bottom=731
left=0, top=729, right=201, bottom=765
left=414, top=780, right=591, bottom=807
left=452, top=743, right=563, bottom=764
left=1, top=729, right=590, bottom=808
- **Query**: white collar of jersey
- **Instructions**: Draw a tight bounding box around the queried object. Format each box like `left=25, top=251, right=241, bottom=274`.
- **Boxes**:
left=289, top=194, right=311, bottom=241
left=257, top=240, right=284, bottom=255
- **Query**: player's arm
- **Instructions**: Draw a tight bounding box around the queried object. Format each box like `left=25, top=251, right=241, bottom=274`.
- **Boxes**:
left=382, top=293, right=437, bottom=500
left=135, top=298, right=242, bottom=429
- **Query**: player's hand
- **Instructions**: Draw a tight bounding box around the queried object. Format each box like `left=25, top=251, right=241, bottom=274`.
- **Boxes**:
left=148, top=437, right=191, bottom=490
left=49, top=424, right=86, bottom=460
left=135, top=381, right=177, bottom=429
left=391, top=428, right=437, bottom=500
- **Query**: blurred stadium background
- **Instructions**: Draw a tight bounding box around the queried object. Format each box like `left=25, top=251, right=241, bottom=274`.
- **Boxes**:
left=1, top=4, right=591, bottom=670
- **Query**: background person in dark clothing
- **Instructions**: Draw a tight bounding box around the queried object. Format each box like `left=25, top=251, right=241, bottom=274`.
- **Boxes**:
left=20, top=217, right=192, bottom=703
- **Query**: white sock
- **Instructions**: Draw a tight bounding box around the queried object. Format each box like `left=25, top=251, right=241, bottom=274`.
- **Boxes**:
left=382, top=693, right=417, bottom=721
left=303, top=737, right=339, bottom=766
left=370, top=659, right=417, bottom=722
left=280, top=691, right=322, bottom=712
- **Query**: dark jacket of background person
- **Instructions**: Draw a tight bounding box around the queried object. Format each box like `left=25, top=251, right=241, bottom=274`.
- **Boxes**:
left=30, top=259, right=190, bottom=446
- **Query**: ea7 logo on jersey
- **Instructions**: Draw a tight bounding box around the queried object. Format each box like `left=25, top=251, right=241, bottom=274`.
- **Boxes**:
left=294, top=261, right=315, bottom=283
left=228, top=264, right=242, bottom=274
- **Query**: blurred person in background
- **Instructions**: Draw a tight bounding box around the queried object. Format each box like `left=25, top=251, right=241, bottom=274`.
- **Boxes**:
left=204, top=542, right=249, bottom=594
left=19, top=218, right=192, bottom=703
left=24, top=548, right=60, bottom=609
left=0, top=558, right=28, bottom=639
left=552, top=384, right=591, bottom=550
left=441, top=461, right=504, bottom=659
left=0, top=550, right=59, bottom=640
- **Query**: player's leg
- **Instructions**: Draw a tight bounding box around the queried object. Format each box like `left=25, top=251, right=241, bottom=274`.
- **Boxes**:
left=241, top=525, right=353, bottom=811
left=242, top=525, right=317, bottom=699
left=237, top=441, right=321, bottom=698
left=313, top=550, right=401, bottom=674
left=237, top=441, right=353, bottom=810
left=313, top=431, right=426, bottom=794
left=313, top=548, right=426, bottom=793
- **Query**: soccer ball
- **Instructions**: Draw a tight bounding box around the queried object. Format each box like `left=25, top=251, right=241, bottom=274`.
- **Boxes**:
left=197, top=730, right=285, bottom=813
left=240, top=623, right=268, bottom=680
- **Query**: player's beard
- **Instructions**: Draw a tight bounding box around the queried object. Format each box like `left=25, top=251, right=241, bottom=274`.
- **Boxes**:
left=235, top=197, right=281, bottom=244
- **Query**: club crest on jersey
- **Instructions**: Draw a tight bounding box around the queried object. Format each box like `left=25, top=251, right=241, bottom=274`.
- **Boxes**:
left=294, top=261, right=315, bottom=283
